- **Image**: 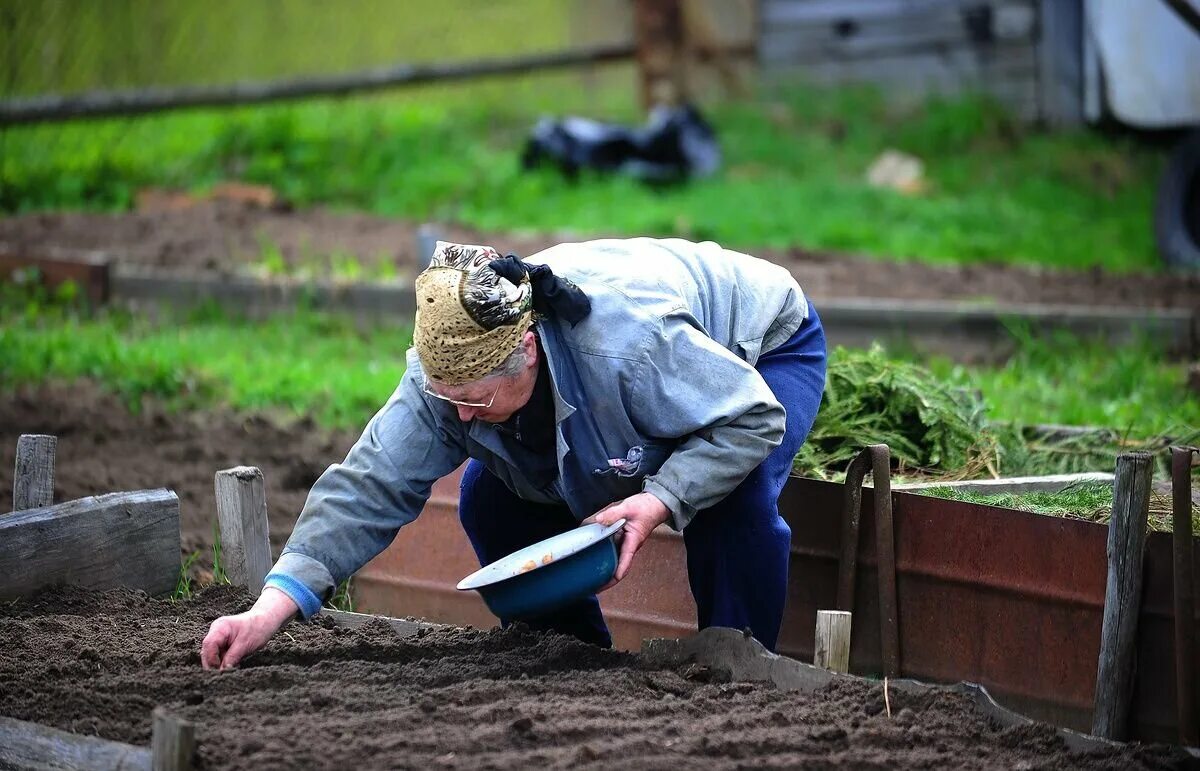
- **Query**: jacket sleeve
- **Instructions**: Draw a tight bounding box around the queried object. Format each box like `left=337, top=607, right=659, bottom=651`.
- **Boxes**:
left=263, top=358, right=466, bottom=618
left=632, top=312, right=786, bottom=531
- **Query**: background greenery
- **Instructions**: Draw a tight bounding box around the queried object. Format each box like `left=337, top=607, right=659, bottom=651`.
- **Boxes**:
left=0, top=0, right=1166, bottom=272
left=2, top=85, right=1164, bottom=272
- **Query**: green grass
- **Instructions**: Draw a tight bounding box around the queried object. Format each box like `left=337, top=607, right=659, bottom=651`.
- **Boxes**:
left=0, top=80, right=1164, bottom=272
left=0, top=292, right=411, bottom=428
left=915, top=327, right=1200, bottom=437
left=921, top=481, right=1198, bottom=534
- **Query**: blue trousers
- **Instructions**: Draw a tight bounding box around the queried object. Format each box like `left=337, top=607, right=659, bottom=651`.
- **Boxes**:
left=459, top=305, right=827, bottom=650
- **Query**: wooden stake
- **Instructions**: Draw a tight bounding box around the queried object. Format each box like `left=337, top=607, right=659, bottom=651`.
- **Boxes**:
left=1172, top=446, right=1198, bottom=746
left=12, top=434, right=56, bottom=512
left=151, top=707, right=195, bottom=771
left=1092, top=451, right=1154, bottom=740
left=814, top=609, right=852, bottom=674
left=214, top=467, right=272, bottom=595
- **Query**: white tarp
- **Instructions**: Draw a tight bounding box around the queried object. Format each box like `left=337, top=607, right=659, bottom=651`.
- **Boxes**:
left=1087, top=0, right=1200, bottom=127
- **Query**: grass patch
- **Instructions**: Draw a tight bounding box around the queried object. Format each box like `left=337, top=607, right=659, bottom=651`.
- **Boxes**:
left=915, top=326, right=1200, bottom=437
left=1, top=81, right=1164, bottom=272
left=0, top=287, right=411, bottom=428
left=921, top=481, right=1199, bottom=534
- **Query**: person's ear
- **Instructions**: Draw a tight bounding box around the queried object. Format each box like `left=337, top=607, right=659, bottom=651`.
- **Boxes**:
left=522, top=330, right=538, bottom=368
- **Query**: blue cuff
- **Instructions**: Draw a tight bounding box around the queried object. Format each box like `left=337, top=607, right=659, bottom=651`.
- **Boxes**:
left=264, top=573, right=323, bottom=619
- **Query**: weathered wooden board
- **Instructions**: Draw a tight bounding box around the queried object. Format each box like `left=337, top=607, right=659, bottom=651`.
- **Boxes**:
left=0, top=715, right=151, bottom=771
left=13, top=434, right=56, bottom=512
left=0, top=489, right=180, bottom=600
left=758, top=0, right=1041, bottom=119
left=760, top=0, right=1036, bottom=60
left=0, top=246, right=111, bottom=306
left=321, top=607, right=445, bottom=638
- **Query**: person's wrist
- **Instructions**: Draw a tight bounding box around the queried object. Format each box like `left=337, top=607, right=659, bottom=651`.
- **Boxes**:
left=642, top=491, right=671, bottom=525
left=251, top=586, right=300, bottom=628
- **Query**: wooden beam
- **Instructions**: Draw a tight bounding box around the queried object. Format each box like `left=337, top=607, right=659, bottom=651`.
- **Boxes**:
left=0, top=44, right=637, bottom=126
left=814, top=610, right=852, bottom=674
left=13, top=434, right=56, bottom=513
left=1172, top=446, right=1198, bottom=746
left=321, top=607, right=445, bottom=638
left=214, top=467, right=273, bottom=595
left=151, top=708, right=195, bottom=771
left=0, top=489, right=180, bottom=600
left=634, top=0, right=687, bottom=108
left=1092, top=451, right=1154, bottom=740
left=0, top=715, right=151, bottom=770
left=0, top=247, right=111, bottom=306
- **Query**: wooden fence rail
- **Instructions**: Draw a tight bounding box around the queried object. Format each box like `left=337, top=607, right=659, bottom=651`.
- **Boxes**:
left=0, top=44, right=637, bottom=126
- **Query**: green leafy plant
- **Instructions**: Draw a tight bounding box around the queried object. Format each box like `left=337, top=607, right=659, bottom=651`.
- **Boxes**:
left=211, top=522, right=231, bottom=586
left=173, top=550, right=202, bottom=601
left=256, top=237, right=289, bottom=277
left=327, top=578, right=354, bottom=613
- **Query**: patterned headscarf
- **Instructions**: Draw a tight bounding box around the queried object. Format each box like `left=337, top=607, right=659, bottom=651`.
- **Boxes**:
left=413, top=241, right=535, bottom=385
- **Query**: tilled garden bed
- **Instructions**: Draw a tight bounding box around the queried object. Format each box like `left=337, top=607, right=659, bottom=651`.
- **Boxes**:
left=0, top=383, right=356, bottom=560
left=0, top=585, right=1187, bottom=770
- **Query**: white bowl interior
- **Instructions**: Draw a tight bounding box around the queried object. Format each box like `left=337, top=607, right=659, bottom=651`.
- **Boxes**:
left=457, top=519, right=625, bottom=591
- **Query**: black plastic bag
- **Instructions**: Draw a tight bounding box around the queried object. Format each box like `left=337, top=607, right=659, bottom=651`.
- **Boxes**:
left=521, top=104, right=720, bottom=183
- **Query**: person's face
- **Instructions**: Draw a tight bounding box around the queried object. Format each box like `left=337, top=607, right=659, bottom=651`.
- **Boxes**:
left=423, top=332, right=538, bottom=423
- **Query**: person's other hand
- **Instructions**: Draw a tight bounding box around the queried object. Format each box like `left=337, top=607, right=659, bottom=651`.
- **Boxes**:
left=201, top=587, right=299, bottom=670
left=586, top=492, right=670, bottom=589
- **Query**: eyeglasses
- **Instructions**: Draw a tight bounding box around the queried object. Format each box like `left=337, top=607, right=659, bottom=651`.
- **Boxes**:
left=422, top=377, right=502, bottom=409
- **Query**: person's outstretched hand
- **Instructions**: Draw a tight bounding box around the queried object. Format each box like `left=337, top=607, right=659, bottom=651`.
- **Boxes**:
left=586, top=492, right=670, bottom=590
left=201, top=586, right=299, bottom=670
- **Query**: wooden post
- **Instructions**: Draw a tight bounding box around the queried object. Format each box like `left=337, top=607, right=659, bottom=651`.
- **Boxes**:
left=214, top=467, right=272, bottom=595
left=814, top=610, right=852, bottom=674
left=633, top=0, right=686, bottom=109
left=12, top=434, right=56, bottom=512
left=1092, top=451, right=1154, bottom=740
left=1172, top=446, right=1198, bottom=746
left=151, top=708, right=195, bottom=771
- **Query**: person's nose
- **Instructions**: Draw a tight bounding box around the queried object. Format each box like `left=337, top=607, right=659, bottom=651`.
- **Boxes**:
left=456, top=405, right=476, bottom=422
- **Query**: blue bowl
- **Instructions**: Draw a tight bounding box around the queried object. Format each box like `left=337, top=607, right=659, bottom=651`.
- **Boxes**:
left=457, top=519, right=625, bottom=620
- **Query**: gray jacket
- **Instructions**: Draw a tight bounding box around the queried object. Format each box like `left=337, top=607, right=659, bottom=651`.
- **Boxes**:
left=266, top=238, right=808, bottom=616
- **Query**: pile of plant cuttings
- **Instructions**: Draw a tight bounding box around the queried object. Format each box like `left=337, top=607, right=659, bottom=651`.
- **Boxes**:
left=920, top=481, right=1200, bottom=533
left=794, top=346, right=1001, bottom=481
left=793, top=346, right=1198, bottom=483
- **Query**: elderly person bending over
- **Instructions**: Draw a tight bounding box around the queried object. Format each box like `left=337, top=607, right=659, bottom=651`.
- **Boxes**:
left=202, top=238, right=827, bottom=668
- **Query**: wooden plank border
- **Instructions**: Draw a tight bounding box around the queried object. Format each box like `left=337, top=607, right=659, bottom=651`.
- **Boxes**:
left=0, top=715, right=151, bottom=770
left=106, top=265, right=1197, bottom=357
left=321, top=607, right=447, bottom=638
left=0, top=489, right=181, bottom=600
left=0, top=245, right=111, bottom=306
left=111, top=266, right=417, bottom=319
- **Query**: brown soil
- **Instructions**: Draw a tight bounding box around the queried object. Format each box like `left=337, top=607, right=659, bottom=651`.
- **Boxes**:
left=1, top=585, right=1188, bottom=770
left=2, top=198, right=1198, bottom=311
left=0, top=382, right=357, bottom=564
